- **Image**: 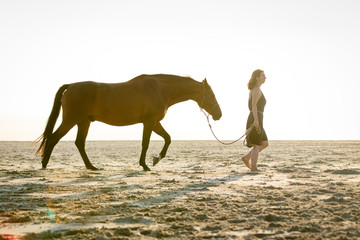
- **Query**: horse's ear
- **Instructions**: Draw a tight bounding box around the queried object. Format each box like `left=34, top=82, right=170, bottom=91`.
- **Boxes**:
left=203, top=78, right=208, bottom=85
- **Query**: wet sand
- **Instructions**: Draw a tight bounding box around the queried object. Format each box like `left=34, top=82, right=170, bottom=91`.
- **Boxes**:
left=0, top=141, right=359, bottom=239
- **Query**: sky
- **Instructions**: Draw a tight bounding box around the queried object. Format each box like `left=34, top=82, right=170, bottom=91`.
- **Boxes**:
left=0, top=0, right=359, bottom=141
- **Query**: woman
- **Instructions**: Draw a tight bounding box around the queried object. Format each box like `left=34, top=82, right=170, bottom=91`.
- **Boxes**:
left=242, top=69, right=269, bottom=172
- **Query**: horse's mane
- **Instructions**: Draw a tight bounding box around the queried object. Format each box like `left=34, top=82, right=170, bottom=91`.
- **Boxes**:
left=151, top=74, right=198, bottom=83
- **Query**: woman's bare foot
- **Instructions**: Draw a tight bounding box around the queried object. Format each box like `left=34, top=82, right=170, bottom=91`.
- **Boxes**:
left=251, top=168, right=261, bottom=173
left=242, top=156, right=251, bottom=169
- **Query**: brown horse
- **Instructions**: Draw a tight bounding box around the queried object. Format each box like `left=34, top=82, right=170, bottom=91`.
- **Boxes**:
left=35, top=74, right=222, bottom=171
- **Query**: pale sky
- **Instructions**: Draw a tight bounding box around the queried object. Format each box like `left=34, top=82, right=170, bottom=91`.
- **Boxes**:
left=1, top=0, right=359, bottom=141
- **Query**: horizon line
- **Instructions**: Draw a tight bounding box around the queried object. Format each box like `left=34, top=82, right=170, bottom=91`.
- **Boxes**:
left=1, top=139, right=359, bottom=142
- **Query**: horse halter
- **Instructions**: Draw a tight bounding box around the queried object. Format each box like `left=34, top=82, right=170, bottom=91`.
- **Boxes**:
left=199, top=81, right=219, bottom=116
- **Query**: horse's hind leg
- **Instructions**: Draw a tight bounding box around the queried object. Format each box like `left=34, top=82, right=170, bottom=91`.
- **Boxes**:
left=42, top=122, right=74, bottom=169
left=152, top=122, right=171, bottom=166
left=75, top=119, right=97, bottom=170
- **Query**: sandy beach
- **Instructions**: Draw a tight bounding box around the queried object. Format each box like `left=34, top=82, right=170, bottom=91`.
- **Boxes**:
left=0, top=140, right=359, bottom=239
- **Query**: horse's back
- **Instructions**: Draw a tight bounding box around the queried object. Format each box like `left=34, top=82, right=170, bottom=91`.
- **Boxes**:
left=60, top=76, right=168, bottom=125
left=128, top=74, right=161, bottom=89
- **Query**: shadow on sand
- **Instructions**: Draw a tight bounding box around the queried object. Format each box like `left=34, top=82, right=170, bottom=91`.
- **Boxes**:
left=128, top=173, right=246, bottom=208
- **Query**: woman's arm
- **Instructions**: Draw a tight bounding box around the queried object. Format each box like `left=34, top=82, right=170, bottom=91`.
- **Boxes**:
left=251, top=88, right=261, bottom=129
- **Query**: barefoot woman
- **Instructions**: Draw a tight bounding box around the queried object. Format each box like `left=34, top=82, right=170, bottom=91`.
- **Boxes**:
left=242, top=69, right=269, bottom=171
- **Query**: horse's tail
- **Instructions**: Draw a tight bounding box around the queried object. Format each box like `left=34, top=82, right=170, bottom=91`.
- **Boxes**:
left=35, top=84, right=70, bottom=157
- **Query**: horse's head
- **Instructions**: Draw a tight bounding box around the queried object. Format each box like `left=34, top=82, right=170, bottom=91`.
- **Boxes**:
left=199, top=78, right=222, bottom=121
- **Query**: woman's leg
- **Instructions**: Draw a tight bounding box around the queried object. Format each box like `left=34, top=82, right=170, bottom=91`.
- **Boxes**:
left=260, top=141, right=269, bottom=151
left=242, top=141, right=268, bottom=169
left=251, top=145, right=260, bottom=171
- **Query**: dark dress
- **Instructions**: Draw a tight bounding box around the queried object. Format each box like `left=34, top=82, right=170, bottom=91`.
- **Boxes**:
left=245, top=90, right=268, bottom=148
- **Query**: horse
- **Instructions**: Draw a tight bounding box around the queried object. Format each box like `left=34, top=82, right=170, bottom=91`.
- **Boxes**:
left=35, top=74, right=222, bottom=171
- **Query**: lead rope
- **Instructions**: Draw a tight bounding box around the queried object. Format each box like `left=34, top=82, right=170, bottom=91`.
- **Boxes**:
left=200, top=108, right=246, bottom=145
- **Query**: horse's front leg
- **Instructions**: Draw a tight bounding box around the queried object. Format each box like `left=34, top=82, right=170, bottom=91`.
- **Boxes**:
left=139, top=120, right=155, bottom=171
left=152, top=122, right=171, bottom=166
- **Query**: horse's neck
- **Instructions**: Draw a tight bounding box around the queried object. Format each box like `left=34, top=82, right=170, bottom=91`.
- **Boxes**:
left=165, top=80, right=202, bottom=107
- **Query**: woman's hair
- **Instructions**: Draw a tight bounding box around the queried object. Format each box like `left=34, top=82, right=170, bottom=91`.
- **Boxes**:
left=247, top=69, right=264, bottom=90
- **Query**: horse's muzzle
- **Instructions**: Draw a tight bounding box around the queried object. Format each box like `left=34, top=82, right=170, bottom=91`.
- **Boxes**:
left=212, top=110, right=222, bottom=121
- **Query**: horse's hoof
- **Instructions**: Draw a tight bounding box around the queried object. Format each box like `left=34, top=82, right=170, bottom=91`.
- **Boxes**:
left=142, top=166, right=151, bottom=171
left=87, top=166, right=98, bottom=171
left=153, top=156, right=161, bottom=166
left=41, top=167, right=46, bottom=170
